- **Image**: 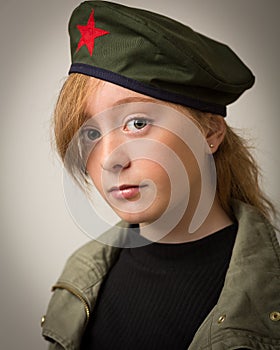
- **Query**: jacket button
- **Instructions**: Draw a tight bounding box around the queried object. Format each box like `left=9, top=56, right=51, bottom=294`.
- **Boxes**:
left=218, top=315, right=226, bottom=324
left=41, top=315, right=46, bottom=327
left=270, top=311, right=280, bottom=322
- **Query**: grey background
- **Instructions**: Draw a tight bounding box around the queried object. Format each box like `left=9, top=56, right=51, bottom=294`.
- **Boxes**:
left=0, top=0, right=279, bottom=349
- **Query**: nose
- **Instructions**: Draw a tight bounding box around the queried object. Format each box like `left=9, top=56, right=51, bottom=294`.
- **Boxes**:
left=100, top=134, right=131, bottom=173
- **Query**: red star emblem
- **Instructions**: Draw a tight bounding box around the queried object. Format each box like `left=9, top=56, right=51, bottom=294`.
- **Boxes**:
left=76, top=9, right=110, bottom=56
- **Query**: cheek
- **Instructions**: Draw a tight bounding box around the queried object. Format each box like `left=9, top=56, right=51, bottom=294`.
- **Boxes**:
left=168, top=136, right=201, bottom=183
left=182, top=151, right=201, bottom=182
left=86, top=157, right=103, bottom=192
left=148, top=162, right=171, bottom=189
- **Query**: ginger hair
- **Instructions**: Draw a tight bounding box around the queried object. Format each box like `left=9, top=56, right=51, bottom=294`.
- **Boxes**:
left=53, top=73, right=276, bottom=222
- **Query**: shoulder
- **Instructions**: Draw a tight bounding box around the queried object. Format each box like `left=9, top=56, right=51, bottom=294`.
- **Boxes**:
left=190, top=200, right=280, bottom=349
left=231, top=199, right=280, bottom=254
left=57, top=224, right=126, bottom=290
left=41, top=224, right=125, bottom=349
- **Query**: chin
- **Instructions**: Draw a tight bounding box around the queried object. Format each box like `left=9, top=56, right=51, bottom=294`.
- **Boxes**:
left=117, top=213, right=144, bottom=225
left=115, top=209, right=162, bottom=226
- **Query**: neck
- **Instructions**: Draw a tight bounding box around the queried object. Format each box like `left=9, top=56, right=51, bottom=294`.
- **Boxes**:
left=139, top=196, right=233, bottom=244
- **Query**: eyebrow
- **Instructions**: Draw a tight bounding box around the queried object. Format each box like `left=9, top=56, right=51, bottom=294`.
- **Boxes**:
left=111, top=96, right=157, bottom=106
left=84, top=96, right=160, bottom=121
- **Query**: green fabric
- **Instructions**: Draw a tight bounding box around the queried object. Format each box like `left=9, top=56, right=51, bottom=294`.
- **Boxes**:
left=42, top=201, right=280, bottom=349
left=68, top=1, right=255, bottom=116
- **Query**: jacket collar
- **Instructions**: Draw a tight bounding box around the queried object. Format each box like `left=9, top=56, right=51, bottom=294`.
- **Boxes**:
left=42, top=201, right=280, bottom=349
left=189, top=200, right=280, bottom=349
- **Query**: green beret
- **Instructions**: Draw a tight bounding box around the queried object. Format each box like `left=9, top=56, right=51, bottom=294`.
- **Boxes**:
left=68, top=1, right=255, bottom=116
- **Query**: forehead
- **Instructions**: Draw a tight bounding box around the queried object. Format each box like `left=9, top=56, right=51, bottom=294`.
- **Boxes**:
left=85, top=79, right=156, bottom=116
left=85, top=79, right=158, bottom=117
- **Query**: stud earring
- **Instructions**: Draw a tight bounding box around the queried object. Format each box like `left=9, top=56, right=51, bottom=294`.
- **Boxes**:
left=209, top=144, right=214, bottom=148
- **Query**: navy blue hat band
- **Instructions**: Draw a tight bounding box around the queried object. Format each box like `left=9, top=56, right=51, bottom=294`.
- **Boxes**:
left=69, top=63, right=227, bottom=117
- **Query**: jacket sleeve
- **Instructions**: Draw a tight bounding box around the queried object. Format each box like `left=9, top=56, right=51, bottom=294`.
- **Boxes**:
left=48, top=341, right=64, bottom=350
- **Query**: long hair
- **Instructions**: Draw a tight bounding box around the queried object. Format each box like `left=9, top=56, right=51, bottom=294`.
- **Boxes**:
left=53, top=73, right=276, bottom=222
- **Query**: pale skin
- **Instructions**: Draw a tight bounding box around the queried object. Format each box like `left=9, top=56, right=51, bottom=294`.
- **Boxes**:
left=84, top=78, right=233, bottom=243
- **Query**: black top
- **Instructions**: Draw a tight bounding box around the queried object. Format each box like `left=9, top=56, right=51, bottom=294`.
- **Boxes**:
left=81, top=223, right=238, bottom=349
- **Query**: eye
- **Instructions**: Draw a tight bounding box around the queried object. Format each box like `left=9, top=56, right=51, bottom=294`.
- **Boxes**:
left=81, top=128, right=101, bottom=142
left=124, top=118, right=151, bottom=132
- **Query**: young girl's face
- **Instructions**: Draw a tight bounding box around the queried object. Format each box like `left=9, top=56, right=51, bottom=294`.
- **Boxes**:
left=82, top=79, right=209, bottom=227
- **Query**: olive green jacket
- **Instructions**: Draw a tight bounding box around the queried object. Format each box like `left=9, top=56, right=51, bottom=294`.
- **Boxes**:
left=42, top=201, right=280, bottom=349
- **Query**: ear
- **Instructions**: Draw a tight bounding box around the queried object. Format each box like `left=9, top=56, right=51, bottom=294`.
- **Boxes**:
left=206, top=116, right=226, bottom=153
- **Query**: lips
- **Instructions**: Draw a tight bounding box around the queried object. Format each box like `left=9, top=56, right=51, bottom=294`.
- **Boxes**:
left=109, top=184, right=146, bottom=200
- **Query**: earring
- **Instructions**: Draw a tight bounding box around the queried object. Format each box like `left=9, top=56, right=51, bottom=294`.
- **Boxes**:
left=209, top=144, right=214, bottom=148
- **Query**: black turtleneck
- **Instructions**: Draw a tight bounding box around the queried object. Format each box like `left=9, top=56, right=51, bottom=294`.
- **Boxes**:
left=81, top=223, right=237, bottom=350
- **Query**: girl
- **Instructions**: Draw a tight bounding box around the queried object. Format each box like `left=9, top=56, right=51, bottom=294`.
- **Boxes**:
left=42, top=1, right=280, bottom=349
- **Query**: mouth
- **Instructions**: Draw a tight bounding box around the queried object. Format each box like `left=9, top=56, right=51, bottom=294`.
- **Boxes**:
left=108, top=184, right=147, bottom=200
